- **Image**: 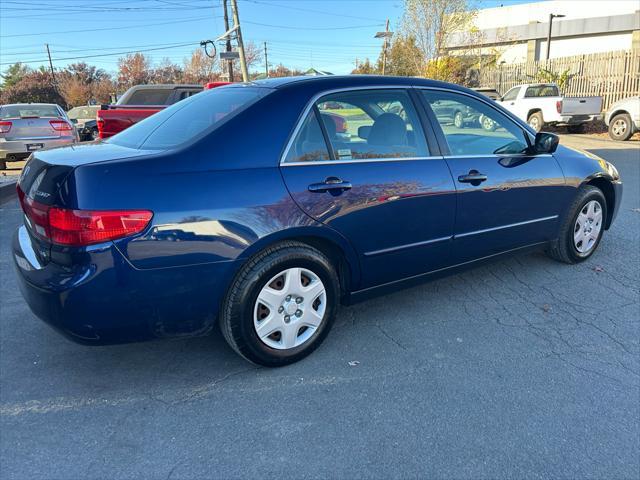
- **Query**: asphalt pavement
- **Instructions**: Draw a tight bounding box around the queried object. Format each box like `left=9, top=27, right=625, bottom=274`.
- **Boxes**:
left=1, top=136, right=638, bottom=479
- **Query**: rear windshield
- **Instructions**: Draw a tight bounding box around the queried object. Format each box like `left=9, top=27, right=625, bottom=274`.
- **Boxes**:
left=67, top=106, right=99, bottom=119
left=524, top=85, right=559, bottom=98
left=0, top=105, right=60, bottom=119
left=119, top=89, right=174, bottom=106
left=107, top=86, right=269, bottom=150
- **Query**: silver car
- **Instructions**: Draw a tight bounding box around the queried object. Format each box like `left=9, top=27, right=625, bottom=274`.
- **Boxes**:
left=0, top=103, right=77, bottom=169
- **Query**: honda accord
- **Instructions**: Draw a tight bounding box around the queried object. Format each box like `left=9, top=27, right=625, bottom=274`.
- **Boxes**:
left=13, top=76, right=622, bottom=366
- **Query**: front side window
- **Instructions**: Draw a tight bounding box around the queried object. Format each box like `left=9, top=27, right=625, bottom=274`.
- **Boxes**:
left=502, top=87, right=520, bottom=101
left=422, top=90, right=530, bottom=156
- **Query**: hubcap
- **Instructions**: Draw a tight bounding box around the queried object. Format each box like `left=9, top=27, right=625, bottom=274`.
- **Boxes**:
left=529, top=117, right=539, bottom=130
left=253, top=267, right=327, bottom=350
left=573, top=200, right=603, bottom=254
left=612, top=119, right=627, bottom=136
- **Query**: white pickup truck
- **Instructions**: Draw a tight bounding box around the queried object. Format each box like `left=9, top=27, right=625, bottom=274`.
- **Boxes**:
left=497, top=83, right=602, bottom=133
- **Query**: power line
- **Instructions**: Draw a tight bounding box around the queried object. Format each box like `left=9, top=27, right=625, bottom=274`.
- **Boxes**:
left=0, top=16, right=209, bottom=38
left=240, top=0, right=385, bottom=22
left=243, top=20, right=385, bottom=31
left=0, top=42, right=199, bottom=66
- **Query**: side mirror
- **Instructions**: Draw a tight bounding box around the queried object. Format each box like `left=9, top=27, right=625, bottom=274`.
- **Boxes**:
left=533, top=132, right=559, bottom=154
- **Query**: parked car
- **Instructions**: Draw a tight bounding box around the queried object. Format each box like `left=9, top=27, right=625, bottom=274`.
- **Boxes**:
left=0, top=103, right=76, bottom=169
left=498, top=83, right=602, bottom=132
left=67, top=105, right=100, bottom=141
left=431, top=99, right=479, bottom=128
left=604, top=96, right=640, bottom=141
left=96, top=84, right=205, bottom=138
left=472, top=87, right=501, bottom=101
left=13, top=76, right=622, bottom=366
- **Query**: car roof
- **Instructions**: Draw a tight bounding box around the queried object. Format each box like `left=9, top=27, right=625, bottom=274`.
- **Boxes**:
left=245, top=75, right=481, bottom=97
left=126, top=84, right=203, bottom=90
left=1, top=103, right=61, bottom=107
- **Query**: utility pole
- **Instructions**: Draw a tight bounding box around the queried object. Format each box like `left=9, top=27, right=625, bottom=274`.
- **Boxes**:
left=382, top=19, right=389, bottom=76
left=264, top=41, right=269, bottom=78
left=546, top=13, right=565, bottom=60
left=230, top=0, right=249, bottom=82
left=222, top=0, right=234, bottom=82
left=374, top=20, right=393, bottom=76
left=45, top=44, right=56, bottom=86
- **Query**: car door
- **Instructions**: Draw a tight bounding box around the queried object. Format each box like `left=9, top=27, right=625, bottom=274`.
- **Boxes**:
left=499, top=86, right=521, bottom=116
left=420, top=89, right=567, bottom=264
left=280, top=88, right=456, bottom=289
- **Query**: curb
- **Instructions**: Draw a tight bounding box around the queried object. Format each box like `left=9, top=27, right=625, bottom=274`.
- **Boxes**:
left=0, top=180, right=17, bottom=205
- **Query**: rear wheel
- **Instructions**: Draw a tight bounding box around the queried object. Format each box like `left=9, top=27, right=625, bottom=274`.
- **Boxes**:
left=609, top=113, right=633, bottom=141
left=527, top=112, right=544, bottom=132
left=219, top=241, right=339, bottom=366
left=480, top=115, right=496, bottom=131
left=547, top=185, right=607, bottom=264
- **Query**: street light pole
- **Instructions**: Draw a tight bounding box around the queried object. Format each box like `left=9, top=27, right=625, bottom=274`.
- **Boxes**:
left=546, top=13, right=565, bottom=60
left=374, top=21, right=393, bottom=76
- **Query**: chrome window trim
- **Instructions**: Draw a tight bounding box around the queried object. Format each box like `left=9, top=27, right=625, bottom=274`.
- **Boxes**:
left=279, top=85, right=429, bottom=167
left=282, top=156, right=442, bottom=167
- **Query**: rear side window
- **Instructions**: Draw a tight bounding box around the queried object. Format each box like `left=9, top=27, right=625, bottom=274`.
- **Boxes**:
left=524, top=85, right=559, bottom=98
left=108, top=87, right=268, bottom=150
left=284, top=110, right=331, bottom=163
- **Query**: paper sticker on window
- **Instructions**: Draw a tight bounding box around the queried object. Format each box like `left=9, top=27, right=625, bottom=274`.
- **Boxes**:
left=337, top=148, right=352, bottom=159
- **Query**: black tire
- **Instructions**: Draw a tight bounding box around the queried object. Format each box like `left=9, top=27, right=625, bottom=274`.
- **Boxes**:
left=608, top=113, right=633, bottom=141
left=567, top=124, right=585, bottom=134
left=90, top=128, right=99, bottom=141
left=219, top=241, right=339, bottom=367
left=546, top=185, right=607, bottom=264
left=527, top=112, right=544, bottom=132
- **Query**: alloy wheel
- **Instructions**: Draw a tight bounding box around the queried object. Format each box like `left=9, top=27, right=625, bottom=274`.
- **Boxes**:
left=573, top=200, right=603, bottom=254
left=253, top=267, right=327, bottom=350
left=611, top=118, right=627, bottom=137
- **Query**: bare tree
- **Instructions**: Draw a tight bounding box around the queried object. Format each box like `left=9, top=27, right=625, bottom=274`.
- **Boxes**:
left=117, top=53, right=152, bottom=88
left=400, top=0, right=475, bottom=62
left=183, top=49, right=220, bottom=83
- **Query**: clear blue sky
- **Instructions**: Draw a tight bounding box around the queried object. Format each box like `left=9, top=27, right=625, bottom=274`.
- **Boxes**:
left=1, top=0, right=539, bottom=76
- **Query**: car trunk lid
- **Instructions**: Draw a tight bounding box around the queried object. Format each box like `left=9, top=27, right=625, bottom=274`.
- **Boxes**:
left=3, top=117, right=66, bottom=140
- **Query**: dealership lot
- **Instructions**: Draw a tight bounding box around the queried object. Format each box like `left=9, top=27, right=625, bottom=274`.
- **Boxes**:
left=0, top=136, right=638, bottom=479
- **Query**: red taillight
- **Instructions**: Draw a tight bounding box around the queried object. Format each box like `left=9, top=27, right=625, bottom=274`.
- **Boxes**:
left=0, top=121, right=12, bottom=133
left=331, top=115, right=347, bottom=133
left=17, top=185, right=152, bottom=246
left=556, top=100, right=562, bottom=114
left=49, top=119, right=73, bottom=132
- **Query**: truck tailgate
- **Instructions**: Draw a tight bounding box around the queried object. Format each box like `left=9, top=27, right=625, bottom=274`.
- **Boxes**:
left=562, top=97, right=602, bottom=115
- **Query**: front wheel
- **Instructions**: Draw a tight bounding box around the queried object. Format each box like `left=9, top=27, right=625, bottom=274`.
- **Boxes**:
left=453, top=111, right=464, bottom=129
left=219, top=241, right=339, bottom=366
left=546, top=185, right=607, bottom=264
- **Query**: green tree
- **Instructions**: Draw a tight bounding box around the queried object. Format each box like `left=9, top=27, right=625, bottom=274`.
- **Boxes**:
left=0, top=70, right=65, bottom=106
left=382, top=35, right=424, bottom=76
left=1, top=63, right=30, bottom=89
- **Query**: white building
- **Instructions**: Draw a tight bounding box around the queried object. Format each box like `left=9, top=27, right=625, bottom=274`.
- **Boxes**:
left=446, top=0, right=640, bottom=63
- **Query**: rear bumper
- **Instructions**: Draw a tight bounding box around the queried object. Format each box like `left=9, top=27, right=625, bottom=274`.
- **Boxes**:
left=555, top=114, right=601, bottom=125
left=13, top=225, right=241, bottom=345
left=0, top=137, right=76, bottom=160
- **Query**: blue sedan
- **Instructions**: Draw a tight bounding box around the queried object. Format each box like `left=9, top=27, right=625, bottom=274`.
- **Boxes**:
left=13, top=76, right=622, bottom=366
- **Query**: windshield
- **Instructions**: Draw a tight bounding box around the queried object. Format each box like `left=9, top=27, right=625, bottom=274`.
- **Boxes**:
left=107, top=86, right=269, bottom=150
left=0, top=105, right=60, bottom=119
left=67, top=106, right=98, bottom=120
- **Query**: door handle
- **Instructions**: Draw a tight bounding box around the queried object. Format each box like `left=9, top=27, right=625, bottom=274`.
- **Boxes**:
left=458, top=171, right=488, bottom=185
left=308, top=177, right=352, bottom=194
